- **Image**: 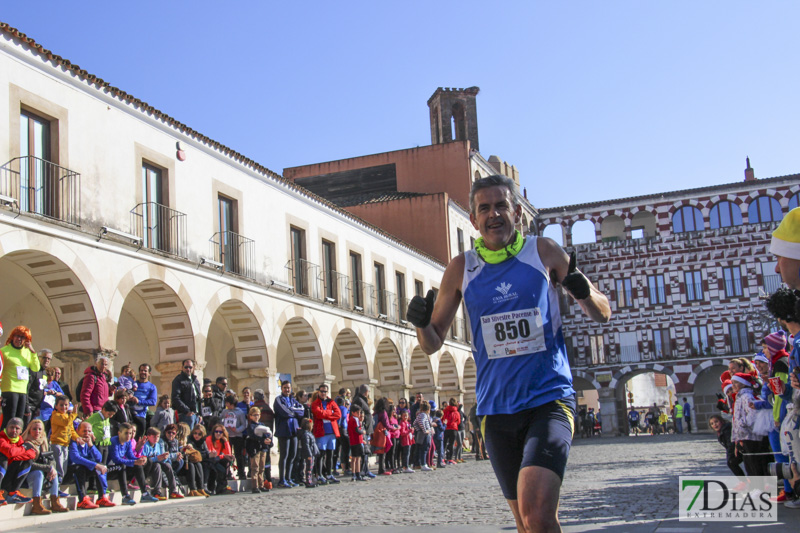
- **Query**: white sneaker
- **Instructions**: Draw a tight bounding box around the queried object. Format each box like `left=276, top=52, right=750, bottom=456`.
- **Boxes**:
left=403, top=467, right=415, bottom=474
left=786, top=498, right=800, bottom=509
left=421, top=465, right=432, bottom=471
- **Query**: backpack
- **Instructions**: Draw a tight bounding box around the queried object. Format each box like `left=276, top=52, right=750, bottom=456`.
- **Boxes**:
left=75, top=376, right=85, bottom=401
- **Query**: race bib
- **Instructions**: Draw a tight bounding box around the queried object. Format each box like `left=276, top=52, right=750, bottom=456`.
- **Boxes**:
left=39, top=377, right=47, bottom=391
left=16, top=366, right=29, bottom=381
left=480, top=308, right=545, bottom=359
left=223, top=416, right=236, bottom=429
left=202, top=406, right=212, bottom=417
left=43, top=395, right=56, bottom=407
left=103, top=425, right=111, bottom=440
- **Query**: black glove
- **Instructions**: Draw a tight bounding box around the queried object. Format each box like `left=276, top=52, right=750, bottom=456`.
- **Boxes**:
left=561, top=252, right=591, bottom=300
left=407, top=290, right=435, bottom=328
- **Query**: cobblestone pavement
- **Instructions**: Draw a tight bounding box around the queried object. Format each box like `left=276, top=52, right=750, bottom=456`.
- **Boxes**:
left=13, top=433, right=799, bottom=532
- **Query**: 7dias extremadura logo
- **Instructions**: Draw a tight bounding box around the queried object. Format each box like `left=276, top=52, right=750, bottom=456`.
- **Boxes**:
left=679, top=476, right=776, bottom=521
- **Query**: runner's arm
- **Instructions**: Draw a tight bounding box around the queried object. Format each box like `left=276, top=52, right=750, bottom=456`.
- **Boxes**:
left=416, top=254, right=465, bottom=354
left=538, top=237, right=611, bottom=324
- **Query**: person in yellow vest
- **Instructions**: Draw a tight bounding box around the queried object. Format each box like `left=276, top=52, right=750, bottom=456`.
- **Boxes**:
left=674, top=401, right=684, bottom=433
left=1, top=326, right=39, bottom=430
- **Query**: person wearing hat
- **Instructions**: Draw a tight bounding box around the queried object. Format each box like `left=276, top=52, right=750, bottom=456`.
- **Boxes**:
left=760, top=331, right=795, bottom=502
left=730, top=372, right=772, bottom=480
left=764, top=287, right=800, bottom=506
left=770, top=208, right=800, bottom=386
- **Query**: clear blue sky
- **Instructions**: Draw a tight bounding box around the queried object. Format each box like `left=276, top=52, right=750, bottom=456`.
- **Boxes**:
left=2, top=2, right=798, bottom=209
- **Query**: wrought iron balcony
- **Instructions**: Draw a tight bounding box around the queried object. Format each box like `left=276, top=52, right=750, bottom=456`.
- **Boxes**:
left=762, top=274, right=782, bottom=295
left=350, top=280, right=375, bottom=315
left=210, top=231, right=255, bottom=279
left=130, top=202, right=187, bottom=258
left=286, top=258, right=320, bottom=299
left=377, top=289, right=397, bottom=321
left=0, top=156, right=81, bottom=225
left=319, top=270, right=350, bottom=308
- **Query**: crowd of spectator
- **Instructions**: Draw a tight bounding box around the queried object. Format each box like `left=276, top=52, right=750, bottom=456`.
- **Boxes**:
left=0, top=327, right=481, bottom=513
left=708, top=287, right=800, bottom=509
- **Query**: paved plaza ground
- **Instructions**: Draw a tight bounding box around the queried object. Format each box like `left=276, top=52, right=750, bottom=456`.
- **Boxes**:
left=9, top=433, right=799, bottom=532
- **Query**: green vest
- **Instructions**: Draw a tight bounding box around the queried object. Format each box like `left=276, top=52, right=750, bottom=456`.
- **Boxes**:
left=674, top=404, right=683, bottom=418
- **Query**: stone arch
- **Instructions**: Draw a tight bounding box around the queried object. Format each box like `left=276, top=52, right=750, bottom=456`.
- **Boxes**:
left=600, top=214, right=624, bottom=242
left=609, top=363, right=680, bottom=390
left=438, top=351, right=460, bottom=401
left=630, top=210, right=657, bottom=238
left=330, top=328, right=370, bottom=391
left=0, top=248, right=100, bottom=353
left=203, top=296, right=269, bottom=394
left=114, top=278, right=196, bottom=391
left=107, top=264, right=200, bottom=360
left=463, top=357, right=477, bottom=408
left=688, top=362, right=728, bottom=430
left=572, top=369, right=602, bottom=391
left=374, top=338, right=405, bottom=399
left=570, top=219, right=596, bottom=245
left=542, top=223, right=564, bottom=245
left=409, top=346, right=435, bottom=394
left=275, top=315, right=325, bottom=388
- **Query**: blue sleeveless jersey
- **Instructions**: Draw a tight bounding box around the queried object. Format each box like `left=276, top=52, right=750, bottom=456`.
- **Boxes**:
left=462, top=236, right=574, bottom=416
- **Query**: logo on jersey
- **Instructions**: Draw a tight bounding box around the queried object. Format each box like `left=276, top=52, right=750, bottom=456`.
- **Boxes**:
left=495, top=282, right=512, bottom=295
left=492, top=281, right=518, bottom=303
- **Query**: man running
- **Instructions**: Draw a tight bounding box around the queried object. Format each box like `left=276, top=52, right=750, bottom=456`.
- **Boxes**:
left=407, top=175, right=610, bottom=533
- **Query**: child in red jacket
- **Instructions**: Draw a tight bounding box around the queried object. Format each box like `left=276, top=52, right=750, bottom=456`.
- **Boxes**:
left=0, top=417, right=37, bottom=504
left=347, top=405, right=366, bottom=481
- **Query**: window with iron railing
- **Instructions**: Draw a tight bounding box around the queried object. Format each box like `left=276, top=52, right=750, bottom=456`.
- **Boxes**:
left=722, top=266, right=743, bottom=297
left=684, top=270, right=703, bottom=302
left=210, top=230, right=255, bottom=279
left=286, top=257, right=320, bottom=299
left=648, top=274, right=666, bottom=304
left=653, top=328, right=671, bottom=360
left=729, top=321, right=749, bottom=354
left=131, top=202, right=186, bottom=257
left=0, top=156, right=81, bottom=226
left=688, top=325, right=709, bottom=356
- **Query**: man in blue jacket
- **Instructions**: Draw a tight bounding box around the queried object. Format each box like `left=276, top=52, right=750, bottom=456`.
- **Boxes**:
left=108, top=422, right=160, bottom=504
left=69, top=421, right=114, bottom=508
left=132, top=364, right=158, bottom=435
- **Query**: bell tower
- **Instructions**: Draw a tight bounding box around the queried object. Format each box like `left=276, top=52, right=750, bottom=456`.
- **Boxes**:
left=427, top=86, right=480, bottom=151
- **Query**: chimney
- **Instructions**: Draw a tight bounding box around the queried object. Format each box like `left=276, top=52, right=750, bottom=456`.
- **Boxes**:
left=744, top=157, right=755, bottom=181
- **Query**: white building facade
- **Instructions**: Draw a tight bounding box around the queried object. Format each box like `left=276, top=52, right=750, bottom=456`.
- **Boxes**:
left=0, top=24, right=474, bottom=406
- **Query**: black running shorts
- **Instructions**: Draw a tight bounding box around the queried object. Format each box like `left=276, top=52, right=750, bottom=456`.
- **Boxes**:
left=481, top=395, right=575, bottom=500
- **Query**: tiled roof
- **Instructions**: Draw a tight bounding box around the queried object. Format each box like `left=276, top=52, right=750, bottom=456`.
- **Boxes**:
left=0, top=22, right=445, bottom=267
left=539, top=172, right=800, bottom=214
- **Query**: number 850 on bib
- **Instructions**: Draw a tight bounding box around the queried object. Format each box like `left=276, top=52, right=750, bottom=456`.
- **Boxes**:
left=480, top=308, right=546, bottom=359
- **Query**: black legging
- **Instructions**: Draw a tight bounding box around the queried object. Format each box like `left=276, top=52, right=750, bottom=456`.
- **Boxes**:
left=277, top=436, right=297, bottom=483
left=1, top=392, right=27, bottom=430
left=444, top=429, right=457, bottom=461
left=107, top=462, right=150, bottom=497
left=180, top=461, right=203, bottom=491
left=230, top=436, right=247, bottom=480
left=725, top=444, right=746, bottom=479
left=0, top=457, right=31, bottom=492
left=337, top=435, right=350, bottom=471
left=322, top=449, right=334, bottom=478
left=741, top=438, right=772, bottom=478
left=391, top=437, right=401, bottom=471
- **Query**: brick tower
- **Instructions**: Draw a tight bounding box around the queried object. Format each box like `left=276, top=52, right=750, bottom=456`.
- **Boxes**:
left=427, top=86, right=480, bottom=151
